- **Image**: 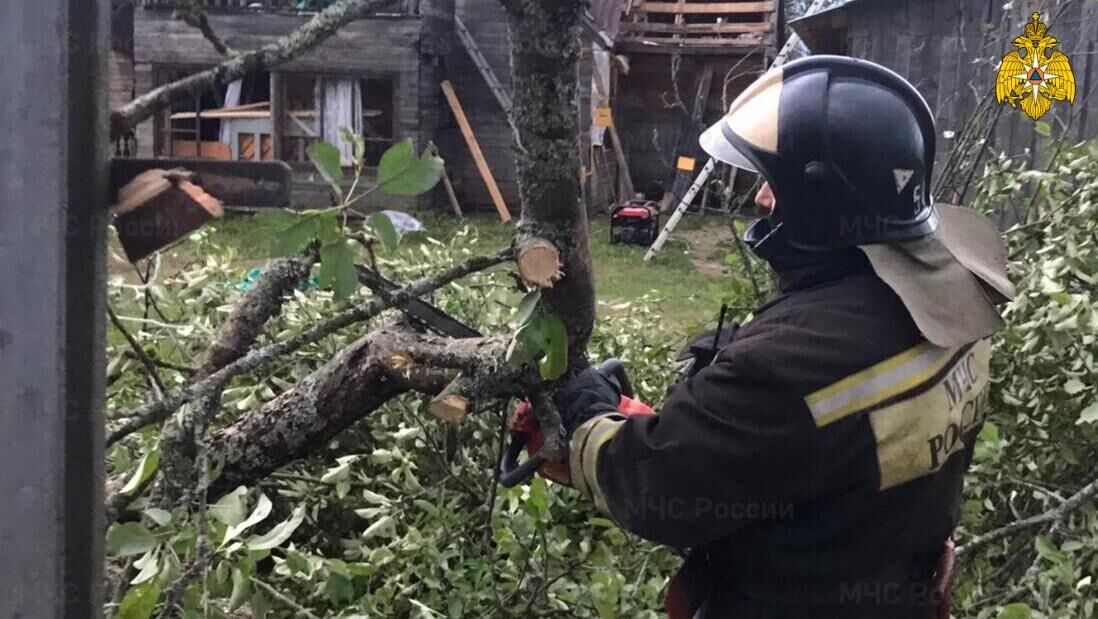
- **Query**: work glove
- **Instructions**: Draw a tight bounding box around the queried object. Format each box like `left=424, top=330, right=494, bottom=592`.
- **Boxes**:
left=555, top=367, right=623, bottom=436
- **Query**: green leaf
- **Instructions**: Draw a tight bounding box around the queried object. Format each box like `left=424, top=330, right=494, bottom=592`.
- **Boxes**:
left=368, top=211, right=400, bottom=251
left=286, top=550, right=311, bottom=576
left=338, top=126, right=365, bottom=164
left=1035, top=535, right=1066, bottom=562
left=376, top=139, right=444, bottom=196
left=315, top=211, right=343, bottom=245
left=1034, top=121, right=1052, bottom=137
left=997, top=603, right=1032, bottom=619
left=978, top=421, right=1000, bottom=443
left=210, top=486, right=249, bottom=527
left=107, top=522, right=157, bottom=557
left=538, top=313, right=568, bottom=381
left=307, top=140, right=344, bottom=194
left=113, top=580, right=163, bottom=619
left=1064, top=378, right=1086, bottom=395
left=325, top=571, right=355, bottom=605
left=222, top=493, right=273, bottom=547
left=143, top=507, right=172, bottom=527
left=251, top=588, right=271, bottom=619
left=130, top=548, right=161, bottom=585
left=515, top=291, right=542, bottom=328
left=271, top=215, right=319, bottom=258
left=229, top=566, right=252, bottom=611
left=120, top=447, right=161, bottom=495
left=319, top=240, right=360, bottom=300
left=1079, top=401, right=1098, bottom=425
left=362, top=514, right=395, bottom=539
left=245, top=505, right=306, bottom=551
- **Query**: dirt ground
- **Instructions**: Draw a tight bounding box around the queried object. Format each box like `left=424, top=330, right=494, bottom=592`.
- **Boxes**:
left=676, top=219, right=739, bottom=276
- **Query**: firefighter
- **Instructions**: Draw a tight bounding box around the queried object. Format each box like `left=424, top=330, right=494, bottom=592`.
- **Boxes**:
left=558, top=56, right=1015, bottom=618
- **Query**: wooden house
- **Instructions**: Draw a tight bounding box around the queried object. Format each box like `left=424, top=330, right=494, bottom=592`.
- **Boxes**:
left=123, top=0, right=781, bottom=212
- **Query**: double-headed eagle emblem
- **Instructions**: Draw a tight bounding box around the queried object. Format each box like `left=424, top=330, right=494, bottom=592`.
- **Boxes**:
left=995, top=12, right=1076, bottom=121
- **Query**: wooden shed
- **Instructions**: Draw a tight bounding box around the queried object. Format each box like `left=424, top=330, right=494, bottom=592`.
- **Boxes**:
left=790, top=0, right=1098, bottom=185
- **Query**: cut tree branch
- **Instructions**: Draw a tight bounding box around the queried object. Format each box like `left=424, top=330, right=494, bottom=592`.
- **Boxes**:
left=106, top=248, right=511, bottom=446
left=205, top=326, right=533, bottom=496
left=956, top=476, right=1098, bottom=558
left=159, top=253, right=316, bottom=499
left=111, top=0, right=398, bottom=140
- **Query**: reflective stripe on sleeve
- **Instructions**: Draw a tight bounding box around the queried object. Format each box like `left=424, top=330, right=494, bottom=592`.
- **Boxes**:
left=569, top=413, right=628, bottom=515
left=805, top=342, right=961, bottom=427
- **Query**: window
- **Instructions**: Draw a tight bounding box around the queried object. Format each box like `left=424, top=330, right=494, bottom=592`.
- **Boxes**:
left=279, top=74, right=396, bottom=167
left=154, top=66, right=270, bottom=161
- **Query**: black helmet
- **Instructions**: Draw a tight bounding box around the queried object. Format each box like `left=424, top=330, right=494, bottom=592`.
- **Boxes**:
left=700, top=55, right=939, bottom=251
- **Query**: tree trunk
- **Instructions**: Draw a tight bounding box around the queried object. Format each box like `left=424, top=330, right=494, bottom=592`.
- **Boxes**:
left=508, top=0, right=595, bottom=369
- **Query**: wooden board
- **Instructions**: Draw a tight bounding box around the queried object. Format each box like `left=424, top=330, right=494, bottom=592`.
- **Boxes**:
left=619, top=21, right=772, bottom=34
left=441, top=80, right=512, bottom=223
left=639, top=1, right=775, bottom=13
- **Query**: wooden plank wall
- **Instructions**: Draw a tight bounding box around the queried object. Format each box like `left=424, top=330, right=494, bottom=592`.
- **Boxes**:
left=133, top=10, right=424, bottom=210
left=614, top=52, right=766, bottom=199
left=132, top=10, right=423, bottom=161
left=442, top=0, right=520, bottom=208
left=840, top=0, right=1098, bottom=173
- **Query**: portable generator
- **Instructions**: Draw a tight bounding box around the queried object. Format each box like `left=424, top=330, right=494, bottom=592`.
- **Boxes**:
left=610, top=200, right=660, bottom=246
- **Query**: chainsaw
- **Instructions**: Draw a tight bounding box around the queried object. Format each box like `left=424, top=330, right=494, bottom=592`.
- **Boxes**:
left=499, top=359, right=656, bottom=487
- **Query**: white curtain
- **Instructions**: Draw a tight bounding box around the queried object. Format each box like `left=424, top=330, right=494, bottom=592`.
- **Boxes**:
left=315, top=77, right=363, bottom=164
left=219, top=79, right=243, bottom=144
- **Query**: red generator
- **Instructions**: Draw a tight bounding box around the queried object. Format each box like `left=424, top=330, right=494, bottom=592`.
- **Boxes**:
left=610, top=200, right=660, bottom=247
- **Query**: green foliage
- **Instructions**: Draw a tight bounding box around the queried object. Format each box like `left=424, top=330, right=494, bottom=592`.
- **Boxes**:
left=507, top=291, right=571, bottom=380
left=257, top=134, right=443, bottom=300
left=376, top=138, right=445, bottom=196
left=956, top=143, right=1098, bottom=618
left=105, top=222, right=686, bottom=617
left=307, top=141, right=344, bottom=194
left=114, top=580, right=163, bottom=619
left=102, top=139, right=1098, bottom=618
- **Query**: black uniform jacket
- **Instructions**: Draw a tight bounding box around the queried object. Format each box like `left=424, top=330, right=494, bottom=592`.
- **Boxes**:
left=569, top=252, right=990, bottom=618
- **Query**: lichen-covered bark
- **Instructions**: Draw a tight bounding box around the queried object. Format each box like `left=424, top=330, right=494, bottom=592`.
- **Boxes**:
left=207, top=329, right=449, bottom=497
left=508, top=0, right=595, bottom=368
left=160, top=255, right=315, bottom=499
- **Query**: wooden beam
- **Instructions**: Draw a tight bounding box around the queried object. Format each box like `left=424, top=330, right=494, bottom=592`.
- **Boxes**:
left=270, top=72, right=285, bottom=163
left=619, top=21, right=773, bottom=34
left=617, top=38, right=769, bottom=53
left=440, top=80, right=512, bottom=223
left=441, top=168, right=464, bottom=218
left=638, top=1, right=775, bottom=13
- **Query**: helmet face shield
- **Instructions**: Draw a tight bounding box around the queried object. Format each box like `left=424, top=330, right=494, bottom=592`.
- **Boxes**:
left=699, top=122, right=757, bottom=172
left=699, top=68, right=783, bottom=174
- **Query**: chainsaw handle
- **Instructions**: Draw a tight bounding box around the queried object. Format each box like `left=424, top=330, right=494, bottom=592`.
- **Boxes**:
left=499, top=433, right=546, bottom=488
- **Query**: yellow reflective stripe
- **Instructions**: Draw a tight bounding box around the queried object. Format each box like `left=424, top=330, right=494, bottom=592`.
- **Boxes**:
left=569, top=414, right=627, bottom=515
left=806, top=342, right=958, bottom=427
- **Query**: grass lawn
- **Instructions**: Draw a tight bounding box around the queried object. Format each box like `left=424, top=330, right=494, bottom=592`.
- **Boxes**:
left=195, top=209, right=763, bottom=334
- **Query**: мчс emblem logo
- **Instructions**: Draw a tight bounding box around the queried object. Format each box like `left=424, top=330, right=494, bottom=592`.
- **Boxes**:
left=995, top=12, right=1077, bottom=121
